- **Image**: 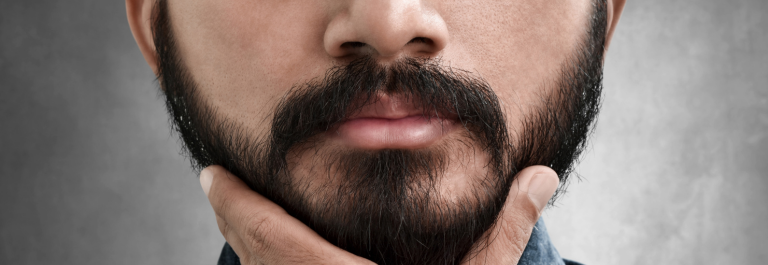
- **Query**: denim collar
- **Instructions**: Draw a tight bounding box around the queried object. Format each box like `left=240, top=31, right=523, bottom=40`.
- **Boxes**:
left=519, top=218, right=577, bottom=265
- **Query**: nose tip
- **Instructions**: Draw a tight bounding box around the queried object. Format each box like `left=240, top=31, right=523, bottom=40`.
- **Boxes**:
left=324, top=0, right=448, bottom=60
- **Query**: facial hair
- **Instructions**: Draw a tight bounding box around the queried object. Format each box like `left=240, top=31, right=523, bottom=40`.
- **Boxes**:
left=150, top=0, right=606, bottom=264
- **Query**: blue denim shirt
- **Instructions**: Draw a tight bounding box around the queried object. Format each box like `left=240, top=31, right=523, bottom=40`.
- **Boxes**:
left=217, top=218, right=582, bottom=265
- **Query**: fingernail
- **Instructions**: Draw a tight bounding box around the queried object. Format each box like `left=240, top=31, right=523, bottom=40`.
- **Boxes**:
left=527, top=172, right=558, bottom=211
left=200, top=168, right=214, bottom=197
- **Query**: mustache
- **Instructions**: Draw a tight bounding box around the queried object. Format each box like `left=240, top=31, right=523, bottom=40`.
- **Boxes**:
left=267, top=56, right=510, bottom=158
left=263, top=57, right=515, bottom=264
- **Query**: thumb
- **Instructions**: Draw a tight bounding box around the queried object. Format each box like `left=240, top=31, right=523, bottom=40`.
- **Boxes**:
left=519, top=166, right=560, bottom=213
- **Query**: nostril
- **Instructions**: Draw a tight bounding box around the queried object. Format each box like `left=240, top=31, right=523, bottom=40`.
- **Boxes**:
left=341, top=41, right=367, bottom=49
left=408, top=37, right=433, bottom=45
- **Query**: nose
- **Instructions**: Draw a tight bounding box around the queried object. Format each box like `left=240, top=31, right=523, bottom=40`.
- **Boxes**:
left=324, top=0, right=449, bottom=60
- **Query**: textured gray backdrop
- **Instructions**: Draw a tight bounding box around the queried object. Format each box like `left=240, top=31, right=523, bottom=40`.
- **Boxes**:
left=1, top=1, right=766, bottom=264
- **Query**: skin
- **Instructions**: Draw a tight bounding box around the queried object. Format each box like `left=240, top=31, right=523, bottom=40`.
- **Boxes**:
left=127, top=0, right=625, bottom=263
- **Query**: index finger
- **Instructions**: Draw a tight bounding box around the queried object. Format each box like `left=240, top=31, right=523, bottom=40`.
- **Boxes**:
left=201, top=165, right=285, bottom=230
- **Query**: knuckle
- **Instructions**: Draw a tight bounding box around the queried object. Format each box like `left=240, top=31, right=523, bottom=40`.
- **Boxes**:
left=214, top=191, right=240, bottom=216
left=241, top=210, right=281, bottom=255
left=498, top=215, right=534, bottom=250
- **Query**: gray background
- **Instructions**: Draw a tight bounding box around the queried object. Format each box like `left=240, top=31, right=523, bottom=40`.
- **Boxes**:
left=1, top=0, right=766, bottom=264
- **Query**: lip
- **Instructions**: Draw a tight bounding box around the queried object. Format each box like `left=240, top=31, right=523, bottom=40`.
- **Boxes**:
left=329, top=93, right=457, bottom=149
left=332, top=115, right=456, bottom=149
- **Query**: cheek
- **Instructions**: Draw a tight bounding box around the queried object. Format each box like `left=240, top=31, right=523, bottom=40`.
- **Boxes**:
left=169, top=0, right=335, bottom=136
left=437, top=0, right=591, bottom=126
left=167, top=0, right=591, bottom=138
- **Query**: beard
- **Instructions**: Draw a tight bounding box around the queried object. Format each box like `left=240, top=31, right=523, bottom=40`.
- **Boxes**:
left=151, top=0, right=606, bottom=264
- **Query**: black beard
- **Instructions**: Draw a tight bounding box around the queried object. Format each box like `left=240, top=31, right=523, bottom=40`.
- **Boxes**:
left=150, top=0, right=606, bottom=264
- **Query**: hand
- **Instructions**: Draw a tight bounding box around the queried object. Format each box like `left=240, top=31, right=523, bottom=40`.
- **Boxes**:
left=200, top=165, right=559, bottom=265
left=199, top=165, right=374, bottom=265
left=460, top=165, right=560, bottom=264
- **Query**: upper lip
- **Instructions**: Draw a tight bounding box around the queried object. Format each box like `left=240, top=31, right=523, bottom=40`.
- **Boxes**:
left=346, top=93, right=427, bottom=120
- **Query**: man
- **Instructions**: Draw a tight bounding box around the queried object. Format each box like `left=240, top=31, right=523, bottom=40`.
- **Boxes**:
left=126, top=0, right=625, bottom=264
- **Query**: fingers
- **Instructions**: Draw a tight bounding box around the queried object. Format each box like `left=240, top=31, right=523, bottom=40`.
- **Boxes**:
left=462, top=166, right=560, bottom=265
left=509, top=166, right=560, bottom=218
left=200, top=165, right=374, bottom=265
left=200, top=165, right=285, bottom=236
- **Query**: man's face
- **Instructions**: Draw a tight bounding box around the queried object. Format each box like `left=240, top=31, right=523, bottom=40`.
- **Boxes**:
left=167, top=0, right=591, bottom=139
left=149, top=0, right=606, bottom=264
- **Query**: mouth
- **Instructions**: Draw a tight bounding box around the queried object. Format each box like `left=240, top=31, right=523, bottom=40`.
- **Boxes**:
left=329, top=93, right=458, bottom=150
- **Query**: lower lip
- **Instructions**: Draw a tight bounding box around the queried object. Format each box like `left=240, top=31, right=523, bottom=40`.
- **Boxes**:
left=331, top=116, right=457, bottom=149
